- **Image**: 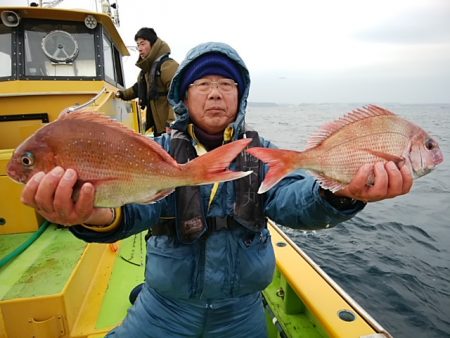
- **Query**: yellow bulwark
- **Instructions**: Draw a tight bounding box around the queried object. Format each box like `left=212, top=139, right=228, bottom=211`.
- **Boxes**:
left=265, top=222, right=392, bottom=338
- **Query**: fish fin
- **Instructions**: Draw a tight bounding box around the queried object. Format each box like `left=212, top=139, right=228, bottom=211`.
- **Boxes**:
left=312, top=173, right=346, bottom=193
left=58, top=110, right=179, bottom=166
left=307, top=104, right=396, bottom=149
left=182, top=138, right=253, bottom=185
left=364, top=149, right=404, bottom=163
left=136, top=189, right=175, bottom=204
left=245, top=147, right=302, bottom=194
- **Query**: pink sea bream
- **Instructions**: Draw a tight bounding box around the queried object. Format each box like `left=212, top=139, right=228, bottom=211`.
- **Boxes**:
left=247, top=105, right=444, bottom=193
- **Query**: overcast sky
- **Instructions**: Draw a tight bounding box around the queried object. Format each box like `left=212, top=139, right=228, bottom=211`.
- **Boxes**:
left=3, top=0, right=450, bottom=104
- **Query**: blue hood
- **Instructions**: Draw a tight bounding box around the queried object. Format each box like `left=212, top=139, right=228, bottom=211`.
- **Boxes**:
left=168, top=42, right=250, bottom=139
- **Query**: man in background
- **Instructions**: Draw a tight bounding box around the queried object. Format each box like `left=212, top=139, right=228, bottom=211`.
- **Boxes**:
left=116, top=27, right=178, bottom=136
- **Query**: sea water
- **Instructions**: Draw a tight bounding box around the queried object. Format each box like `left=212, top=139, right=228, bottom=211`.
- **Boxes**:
left=246, top=103, right=450, bottom=338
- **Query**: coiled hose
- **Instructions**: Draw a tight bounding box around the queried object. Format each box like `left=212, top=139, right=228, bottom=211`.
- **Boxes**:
left=0, top=220, right=50, bottom=269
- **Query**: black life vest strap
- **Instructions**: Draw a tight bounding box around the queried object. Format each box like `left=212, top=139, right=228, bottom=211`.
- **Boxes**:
left=170, top=131, right=208, bottom=243
left=148, top=53, right=171, bottom=99
left=234, top=130, right=266, bottom=231
left=143, top=53, right=171, bottom=131
left=137, top=70, right=147, bottom=110
left=166, top=129, right=266, bottom=244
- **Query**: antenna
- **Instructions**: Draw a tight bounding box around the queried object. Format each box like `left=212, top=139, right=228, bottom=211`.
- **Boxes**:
left=111, top=1, right=120, bottom=27
left=39, top=0, right=65, bottom=8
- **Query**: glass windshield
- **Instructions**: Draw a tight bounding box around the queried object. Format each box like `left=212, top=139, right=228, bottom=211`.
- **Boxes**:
left=103, top=34, right=115, bottom=81
left=24, top=21, right=96, bottom=77
left=0, top=27, right=12, bottom=77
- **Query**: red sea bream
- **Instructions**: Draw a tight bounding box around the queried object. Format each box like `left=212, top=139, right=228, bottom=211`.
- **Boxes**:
left=7, top=111, right=252, bottom=207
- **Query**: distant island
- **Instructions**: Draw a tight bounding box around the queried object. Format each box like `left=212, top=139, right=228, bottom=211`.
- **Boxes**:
left=248, top=102, right=279, bottom=107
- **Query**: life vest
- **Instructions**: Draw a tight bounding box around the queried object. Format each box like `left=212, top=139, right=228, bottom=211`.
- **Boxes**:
left=137, top=53, right=172, bottom=130
left=148, top=53, right=171, bottom=99
left=169, top=129, right=266, bottom=243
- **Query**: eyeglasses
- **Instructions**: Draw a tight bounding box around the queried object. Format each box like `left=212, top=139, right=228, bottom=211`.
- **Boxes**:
left=189, top=79, right=238, bottom=93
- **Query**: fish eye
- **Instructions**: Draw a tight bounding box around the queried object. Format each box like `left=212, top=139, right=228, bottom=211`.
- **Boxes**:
left=425, top=139, right=435, bottom=151
left=21, top=152, right=34, bottom=167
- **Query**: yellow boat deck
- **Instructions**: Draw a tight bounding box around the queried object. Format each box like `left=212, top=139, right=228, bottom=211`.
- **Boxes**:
left=0, top=222, right=389, bottom=338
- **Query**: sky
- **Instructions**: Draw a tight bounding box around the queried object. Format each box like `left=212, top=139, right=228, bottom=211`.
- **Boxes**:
left=2, top=0, right=450, bottom=104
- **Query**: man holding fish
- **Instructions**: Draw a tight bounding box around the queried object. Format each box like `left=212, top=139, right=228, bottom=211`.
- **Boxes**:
left=14, top=42, right=442, bottom=337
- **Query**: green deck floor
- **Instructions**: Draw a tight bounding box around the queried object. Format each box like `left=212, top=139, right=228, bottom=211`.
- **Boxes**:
left=0, top=225, right=146, bottom=331
left=0, top=224, right=86, bottom=300
left=95, top=233, right=146, bottom=329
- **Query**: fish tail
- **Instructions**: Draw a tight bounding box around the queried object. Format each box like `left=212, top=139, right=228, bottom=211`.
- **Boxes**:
left=183, top=138, right=253, bottom=184
left=246, top=147, right=304, bottom=194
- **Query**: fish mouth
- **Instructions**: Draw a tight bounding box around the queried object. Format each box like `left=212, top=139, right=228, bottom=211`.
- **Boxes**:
left=6, top=169, right=23, bottom=183
left=435, top=152, right=444, bottom=165
left=6, top=165, right=27, bottom=184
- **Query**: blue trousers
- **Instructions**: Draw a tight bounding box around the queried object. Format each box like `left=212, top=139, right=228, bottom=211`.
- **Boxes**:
left=106, top=285, right=268, bottom=338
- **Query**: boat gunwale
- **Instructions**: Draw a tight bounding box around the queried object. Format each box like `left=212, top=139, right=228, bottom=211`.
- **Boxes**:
left=268, top=221, right=393, bottom=338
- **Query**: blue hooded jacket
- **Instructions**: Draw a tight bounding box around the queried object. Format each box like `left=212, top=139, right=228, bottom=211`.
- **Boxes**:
left=70, top=42, right=364, bottom=300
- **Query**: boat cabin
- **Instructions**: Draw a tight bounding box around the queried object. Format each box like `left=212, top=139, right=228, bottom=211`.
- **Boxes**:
left=0, top=6, right=141, bottom=235
left=0, top=7, right=126, bottom=84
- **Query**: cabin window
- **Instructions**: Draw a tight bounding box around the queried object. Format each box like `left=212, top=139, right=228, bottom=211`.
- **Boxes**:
left=23, top=22, right=96, bottom=78
left=0, top=27, right=12, bottom=78
left=103, top=34, right=115, bottom=81
left=102, top=33, right=124, bottom=86
left=112, top=44, right=124, bottom=86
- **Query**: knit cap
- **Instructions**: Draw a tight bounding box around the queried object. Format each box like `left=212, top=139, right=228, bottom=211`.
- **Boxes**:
left=179, top=52, right=245, bottom=98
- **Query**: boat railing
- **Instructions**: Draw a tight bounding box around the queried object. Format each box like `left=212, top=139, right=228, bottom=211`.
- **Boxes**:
left=64, top=87, right=107, bottom=113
